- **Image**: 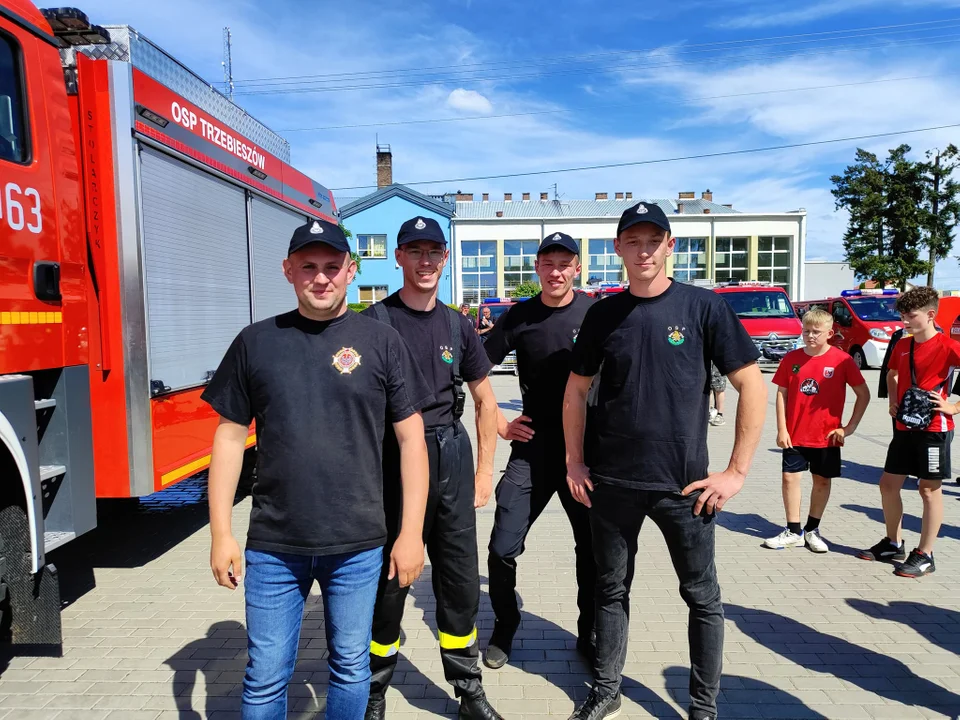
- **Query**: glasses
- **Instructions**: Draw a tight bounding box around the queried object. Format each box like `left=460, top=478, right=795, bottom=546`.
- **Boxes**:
left=802, top=329, right=825, bottom=337
left=403, top=248, right=446, bottom=262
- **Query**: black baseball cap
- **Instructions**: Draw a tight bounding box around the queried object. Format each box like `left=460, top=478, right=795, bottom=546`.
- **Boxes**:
left=538, top=231, right=579, bottom=255
left=287, top=219, right=350, bottom=256
left=617, top=201, right=672, bottom=237
left=397, top=216, right=447, bottom=246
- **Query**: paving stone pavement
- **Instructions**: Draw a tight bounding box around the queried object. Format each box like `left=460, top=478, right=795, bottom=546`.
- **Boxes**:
left=4, top=368, right=960, bottom=719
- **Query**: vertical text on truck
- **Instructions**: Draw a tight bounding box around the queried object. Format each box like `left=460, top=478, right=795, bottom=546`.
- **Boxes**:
left=0, top=2, right=337, bottom=653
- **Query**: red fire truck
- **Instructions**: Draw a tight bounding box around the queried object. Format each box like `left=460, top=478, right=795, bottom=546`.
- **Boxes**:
left=710, top=281, right=803, bottom=363
left=0, top=2, right=336, bottom=651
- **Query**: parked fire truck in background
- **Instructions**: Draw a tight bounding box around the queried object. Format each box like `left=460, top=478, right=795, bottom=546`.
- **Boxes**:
left=0, top=2, right=336, bottom=652
left=708, top=281, right=803, bottom=363
left=794, top=290, right=901, bottom=369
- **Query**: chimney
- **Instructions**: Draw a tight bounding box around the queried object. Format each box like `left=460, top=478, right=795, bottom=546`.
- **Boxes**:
left=540, top=192, right=548, bottom=200
left=455, top=192, right=474, bottom=201
left=679, top=191, right=695, bottom=199
left=504, top=193, right=512, bottom=201
left=677, top=202, right=685, bottom=214
left=376, top=144, right=392, bottom=188
left=495, top=210, right=503, bottom=217
left=482, top=193, right=489, bottom=202
left=625, top=192, right=633, bottom=199
left=703, top=208, right=711, bottom=214
left=522, top=192, right=530, bottom=201
left=702, top=189, right=713, bottom=201
left=595, top=192, right=608, bottom=200
left=615, top=192, right=624, bottom=200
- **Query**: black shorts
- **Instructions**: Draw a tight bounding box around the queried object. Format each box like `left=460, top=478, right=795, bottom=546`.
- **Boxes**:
left=884, top=429, right=953, bottom=481
left=782, top=446, right=841, bottom=478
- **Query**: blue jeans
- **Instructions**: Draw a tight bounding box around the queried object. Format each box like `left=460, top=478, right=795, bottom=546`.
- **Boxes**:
left=242, top=546, right=383, bottom=720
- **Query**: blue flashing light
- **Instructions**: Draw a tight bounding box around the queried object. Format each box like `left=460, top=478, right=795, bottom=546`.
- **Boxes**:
left=840, top=290, right=861, bottom=297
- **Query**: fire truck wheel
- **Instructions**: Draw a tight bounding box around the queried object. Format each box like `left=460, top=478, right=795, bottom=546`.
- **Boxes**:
left=0, top=502, right=31, bottom=644
left=851, top=346, right=867, bottom=370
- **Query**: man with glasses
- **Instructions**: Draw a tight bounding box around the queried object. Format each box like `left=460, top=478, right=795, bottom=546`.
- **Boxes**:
left=361, top=216, right=503, bottom=719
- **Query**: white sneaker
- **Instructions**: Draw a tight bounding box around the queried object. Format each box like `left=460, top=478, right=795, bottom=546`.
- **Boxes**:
left=709, top=407, right=718, bottom=421
left=709, top=413, right=725, bottom=427
left=804, top=528, right=829, bottom=553
left=763, top=528, right=804, bottom=549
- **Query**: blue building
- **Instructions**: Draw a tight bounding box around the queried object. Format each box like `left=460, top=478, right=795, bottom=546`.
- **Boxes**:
left=340, top=182, right=455, bottom=306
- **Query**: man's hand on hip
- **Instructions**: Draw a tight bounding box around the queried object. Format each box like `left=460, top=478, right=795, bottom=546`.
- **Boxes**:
left=682, top=469, right=746, bottom=515
left=389, top=530, right=425, bottom=588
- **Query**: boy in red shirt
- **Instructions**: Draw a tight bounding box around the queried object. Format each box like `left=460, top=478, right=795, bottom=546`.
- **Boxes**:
left=764, top=308, right=870, bottom=553
left=858, top=286, right=960, bottom=577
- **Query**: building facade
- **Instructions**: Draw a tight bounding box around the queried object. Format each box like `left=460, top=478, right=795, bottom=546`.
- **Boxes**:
left=339, top=184, right=455, bottom=305
left=801, top=260, right=856, bottom=301
left=450, top=191, right=808, bottom=305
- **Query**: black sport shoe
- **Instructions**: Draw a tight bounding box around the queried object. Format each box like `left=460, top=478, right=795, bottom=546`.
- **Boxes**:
left=483, top=622, right=517, bottom=670
left=459, top=692, right=504, bottom=719
left=568, top=689, right=622, bottom=720
left=857, top=537, right=907, bottom=562
left=689, top=713, right=717, bottom=720
left=364, top=692, right=386, bottom=720
left=895, top=549, right=936, bottom=578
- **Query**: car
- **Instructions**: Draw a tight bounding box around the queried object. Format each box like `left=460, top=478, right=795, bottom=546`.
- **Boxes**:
left=796, top=289, right=901, bottom=369
left=476, top=297, right=522, bottom=375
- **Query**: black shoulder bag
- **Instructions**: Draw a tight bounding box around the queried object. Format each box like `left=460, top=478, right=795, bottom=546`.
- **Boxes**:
left=896, top=339, right=944, bottom=430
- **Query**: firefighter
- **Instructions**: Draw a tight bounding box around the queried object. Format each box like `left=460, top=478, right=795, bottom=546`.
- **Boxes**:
left=480, top=232, right=597, bottom=669
left=361, top=216, right=503, bottom=719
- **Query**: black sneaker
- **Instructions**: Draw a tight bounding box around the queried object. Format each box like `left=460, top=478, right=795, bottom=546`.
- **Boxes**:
left=459, top=692, right=504, bottom=720
left=483, top=623, right=517, bottom=670
left=568, top=689, right=622, bottom=720
left=364, top=693, right=386, bottom=720
left=895, top=549, right=936, bottom=578
left=689, top=713, right=717, bottom=720
left=856, top=537, right=907, bottom=562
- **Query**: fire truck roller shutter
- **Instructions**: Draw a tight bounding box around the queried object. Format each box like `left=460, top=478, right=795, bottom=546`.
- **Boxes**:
left=139, top=147, right=251, bottom=393
left=250, top=196, right=308, bottom=321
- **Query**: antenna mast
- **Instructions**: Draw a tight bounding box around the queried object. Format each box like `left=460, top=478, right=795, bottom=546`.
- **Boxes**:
left=221, top=27, right=234, bottom=100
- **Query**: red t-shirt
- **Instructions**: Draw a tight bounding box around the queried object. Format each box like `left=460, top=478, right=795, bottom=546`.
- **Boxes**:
left=891, top=332, right=960, bottom=432
left=773, top=346, right=866, bottom=448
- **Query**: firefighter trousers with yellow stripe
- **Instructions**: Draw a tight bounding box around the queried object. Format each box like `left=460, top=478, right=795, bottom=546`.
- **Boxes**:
left=370, top=421, right=483, bottom=699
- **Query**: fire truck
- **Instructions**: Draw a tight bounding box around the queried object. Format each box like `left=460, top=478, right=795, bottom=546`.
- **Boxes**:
left=0, top=2, right=336, bottom=652
left=708, top=281, right=803, bottom=363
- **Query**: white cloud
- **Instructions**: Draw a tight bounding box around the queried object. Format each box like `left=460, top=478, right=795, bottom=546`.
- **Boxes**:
left=719, top=0, right=960, bottom=29
left=446, top=88, right=494, bottom=114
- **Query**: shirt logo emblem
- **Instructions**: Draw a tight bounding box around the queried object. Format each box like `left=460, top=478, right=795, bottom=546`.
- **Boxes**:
left=792, top=364, right=801, bottom=374
left=800, top=378, right=820, bottom=395
left=637, top=204, right=648, bottom=214
left=415, top=218, right=426, bottom=230
left=440, top=346, right=454, bottom=364
left=823, top=367, right=835, bottom=379
left=332, top=347, right=361, bottom=374
left=667, top=325, right=685, bottom=346
left=310, top=221, right=323, bottom=234
left=573, top=328, right=579, bottom=344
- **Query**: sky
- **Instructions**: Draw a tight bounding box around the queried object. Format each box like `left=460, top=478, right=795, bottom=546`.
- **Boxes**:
left=81, top=0, right=960, bottom=286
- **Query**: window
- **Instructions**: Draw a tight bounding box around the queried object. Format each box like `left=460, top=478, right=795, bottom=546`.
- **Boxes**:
left=715, top=237, right=748, bottom=283
left=358, top=285, right=388, bottom=304
left=832, top=300, right=853, bottom=327
left=503, top=240, right=540, bottom=291
left=587, top=239, right=622, bottom=285
left=357, top=234, right=387, bottom=259
left=757, top=236, right=791, bottom=292
left=461, top=241, right=498, bottom=305
left=0, top=34, right=26, bottom=163
left=672, top=238, right=707, bottom=282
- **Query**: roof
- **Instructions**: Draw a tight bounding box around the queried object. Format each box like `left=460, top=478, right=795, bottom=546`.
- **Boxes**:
left=339, top=184, right=456, bottom=220
left=453, top=197, right=739, bottom=220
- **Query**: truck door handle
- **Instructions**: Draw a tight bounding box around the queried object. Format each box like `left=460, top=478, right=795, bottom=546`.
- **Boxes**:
left=33, top=261, right=61, bottom=302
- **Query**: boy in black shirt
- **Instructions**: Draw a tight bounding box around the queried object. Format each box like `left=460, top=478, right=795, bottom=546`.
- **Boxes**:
left=361, top=216, right=502, bottom=720
left=564, top=204, right=767, bottom=720
left=202, top=220, right=432, bottom=719
left=480, top=232, right=596, bottom=670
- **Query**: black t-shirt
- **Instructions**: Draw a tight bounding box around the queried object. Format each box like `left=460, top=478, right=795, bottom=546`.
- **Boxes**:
left=570, top=281, right=760, bottom=491
left=200, top=310, right=433, bottom=556
left=484, top=292, right=594, bottom=438
left=361, top=293, right=491, bottom=429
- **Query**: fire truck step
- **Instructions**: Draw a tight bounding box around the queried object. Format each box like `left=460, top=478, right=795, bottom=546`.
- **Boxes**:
left=34, top=398, right=57, bottom=411
left=39, top=465, right=66, bottom=482
left=43, top=530, right=76, bottom=554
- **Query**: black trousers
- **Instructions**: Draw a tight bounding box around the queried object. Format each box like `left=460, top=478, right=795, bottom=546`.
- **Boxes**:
left=369, top=422, right=483, bottom=699
left=590, top=483, right=723, bottom=717
left=487, top=436, right=596, bottom=644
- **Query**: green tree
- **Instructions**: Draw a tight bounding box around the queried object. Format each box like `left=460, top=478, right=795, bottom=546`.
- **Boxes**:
left=340, top=223, right=361, bottom=275
left=831, top=144, right=930, bottom=288
left=921, top=145, right=960, bottom=286
left=511, top=281, right=541, bottom=299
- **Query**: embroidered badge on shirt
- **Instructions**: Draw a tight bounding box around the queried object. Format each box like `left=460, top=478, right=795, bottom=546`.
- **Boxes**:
left=440, top=346, right=454, bottom=364
left=332, top=347, right=361, bottom=374
left=823, top=367, right=835, bottom=379
left=800, top=378, right=820, bottom=395
left=792, top=364, right=801, bottom=374
left=667, top=325, right=686, bottom=346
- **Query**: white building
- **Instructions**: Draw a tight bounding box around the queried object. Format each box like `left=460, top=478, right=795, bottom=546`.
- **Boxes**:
left=450, top=190, right=808, bottom=305
left=801, top=260, right=856, bottom=301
